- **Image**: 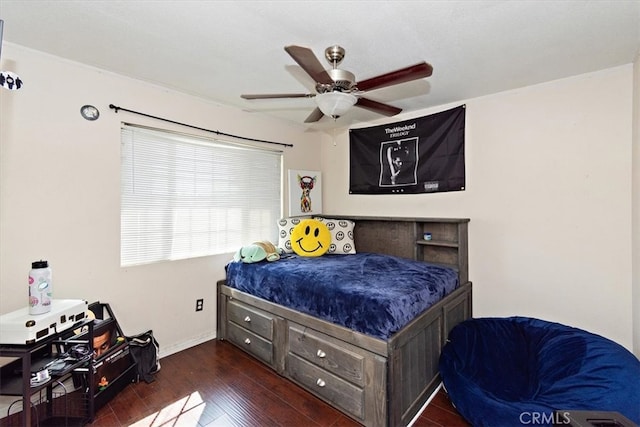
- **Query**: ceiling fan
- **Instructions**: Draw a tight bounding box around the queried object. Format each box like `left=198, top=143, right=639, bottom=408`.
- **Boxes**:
left=241, top=45, right=432, bottom=123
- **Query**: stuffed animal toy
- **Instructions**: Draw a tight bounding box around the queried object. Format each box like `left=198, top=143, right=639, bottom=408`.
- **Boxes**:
left=233, top=241, right=280, bottom=263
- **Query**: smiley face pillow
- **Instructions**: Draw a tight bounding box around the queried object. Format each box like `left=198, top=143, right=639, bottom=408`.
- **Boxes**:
left=290, top=218, right=331, bottom=257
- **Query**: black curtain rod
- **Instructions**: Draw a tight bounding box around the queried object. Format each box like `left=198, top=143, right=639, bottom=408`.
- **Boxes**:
left=109, top=104, right=293, bottom=148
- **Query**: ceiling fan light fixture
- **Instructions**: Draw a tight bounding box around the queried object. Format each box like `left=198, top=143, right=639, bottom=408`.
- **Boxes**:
left=315, top=91, right=357, bottom=118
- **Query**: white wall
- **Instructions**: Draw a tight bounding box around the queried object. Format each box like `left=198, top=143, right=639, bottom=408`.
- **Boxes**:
left=322, top=66, right=636, bottom=352
left=0, top=44, right=323, bottom=356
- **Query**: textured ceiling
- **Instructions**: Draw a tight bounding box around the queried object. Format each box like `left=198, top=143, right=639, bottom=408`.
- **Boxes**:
left=1, top=0, right=639, bottom=129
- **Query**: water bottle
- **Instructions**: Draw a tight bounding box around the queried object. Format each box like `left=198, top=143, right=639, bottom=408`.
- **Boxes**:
left=29, top=260, right=52, bottom=315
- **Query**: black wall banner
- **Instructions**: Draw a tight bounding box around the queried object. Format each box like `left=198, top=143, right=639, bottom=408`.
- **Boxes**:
left=349, top=105, right=465, bottom=194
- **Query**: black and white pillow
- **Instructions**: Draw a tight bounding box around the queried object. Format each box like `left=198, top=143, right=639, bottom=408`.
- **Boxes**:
left=277, top=217, right=308, bottom=253
left=314, top=217, right=356, bottom=254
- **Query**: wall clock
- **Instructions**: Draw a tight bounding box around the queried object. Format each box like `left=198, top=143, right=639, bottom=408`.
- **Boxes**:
left=80, top=105, right=100, bottom=121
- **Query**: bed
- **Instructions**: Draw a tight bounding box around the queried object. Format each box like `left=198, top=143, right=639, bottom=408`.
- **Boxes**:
left=217, top=216, right=472, bottom=427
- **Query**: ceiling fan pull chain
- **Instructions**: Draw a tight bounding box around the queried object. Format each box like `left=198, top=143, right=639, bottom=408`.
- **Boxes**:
left=332, top=124, right=337, bottom=146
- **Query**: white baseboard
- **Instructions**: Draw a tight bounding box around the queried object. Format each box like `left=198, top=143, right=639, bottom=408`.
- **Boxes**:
left=407, top=382, right=443, bottom=427
left=158, top=332, right=217, bottom=359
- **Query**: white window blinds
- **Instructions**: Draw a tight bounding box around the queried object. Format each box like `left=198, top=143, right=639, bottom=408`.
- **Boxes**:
left=121, top=124, right=282, bottom=266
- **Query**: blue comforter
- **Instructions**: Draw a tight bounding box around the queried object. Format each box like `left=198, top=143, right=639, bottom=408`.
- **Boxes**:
left=225, top=253, right=459, bottom=340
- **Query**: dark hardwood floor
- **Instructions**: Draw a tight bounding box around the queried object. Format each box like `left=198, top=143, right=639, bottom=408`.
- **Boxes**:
left=2, top=339, right=470, bottom=426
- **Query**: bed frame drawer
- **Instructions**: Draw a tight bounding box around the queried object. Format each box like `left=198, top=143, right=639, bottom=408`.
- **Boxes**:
left=288, top=324, right=365, bottom=387
left=227, top=299, right=274, bottom=340
left=288, top=353, right=365, bottom=421
left=226, top=321, right=273, bottom=365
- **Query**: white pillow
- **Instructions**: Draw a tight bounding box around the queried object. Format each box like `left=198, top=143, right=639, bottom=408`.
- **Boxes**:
left=314, top=217, right=356, bottom=254
left=277, top=217, right=308, bottom=253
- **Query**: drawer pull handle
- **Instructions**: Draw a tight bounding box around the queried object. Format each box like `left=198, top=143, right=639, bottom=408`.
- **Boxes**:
left=316, top=378, right=326, bottom=387
left=244, top=316, right=251, bottom=322
left=244, top=338, right=251, bottom=345
left=316, top=349, right=326, bottom=358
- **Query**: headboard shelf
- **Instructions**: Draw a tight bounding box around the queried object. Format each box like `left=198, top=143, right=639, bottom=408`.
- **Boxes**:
left=417, top=239, right=460, bottom=248
left=323, top=215, right=469, bottom=284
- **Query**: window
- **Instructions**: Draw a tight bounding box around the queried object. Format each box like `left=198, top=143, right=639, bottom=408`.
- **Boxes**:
left=120, top=124, right=282, bottom=266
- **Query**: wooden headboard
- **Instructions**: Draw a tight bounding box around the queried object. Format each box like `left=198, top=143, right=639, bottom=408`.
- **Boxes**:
left=327, top=216, right=470, bottom=284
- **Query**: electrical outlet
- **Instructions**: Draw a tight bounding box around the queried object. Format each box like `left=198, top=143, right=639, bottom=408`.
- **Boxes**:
left=195, top=298, right=204, bottom=312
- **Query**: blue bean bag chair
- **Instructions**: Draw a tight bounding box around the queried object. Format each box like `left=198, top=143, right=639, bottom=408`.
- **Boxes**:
left=439, top=317, right=640, bottom=427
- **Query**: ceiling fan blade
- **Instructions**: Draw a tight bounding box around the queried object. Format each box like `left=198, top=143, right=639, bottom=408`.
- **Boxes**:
left=284, top=45, right=333, bottom=85
left=241, top=93, right=314, bottom=100
left=357, top=62, right=433, bottom=92
left=304, top=107, right=325, bottom=123
left=355, top=97, right=402, bottom=116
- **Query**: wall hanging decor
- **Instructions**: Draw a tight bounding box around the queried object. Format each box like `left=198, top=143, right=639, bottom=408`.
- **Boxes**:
left=349, top=105, right=465, bottom=194
left=288, top=169, right=322, bottom=216
left=0, top=20, right=24, bottom=91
